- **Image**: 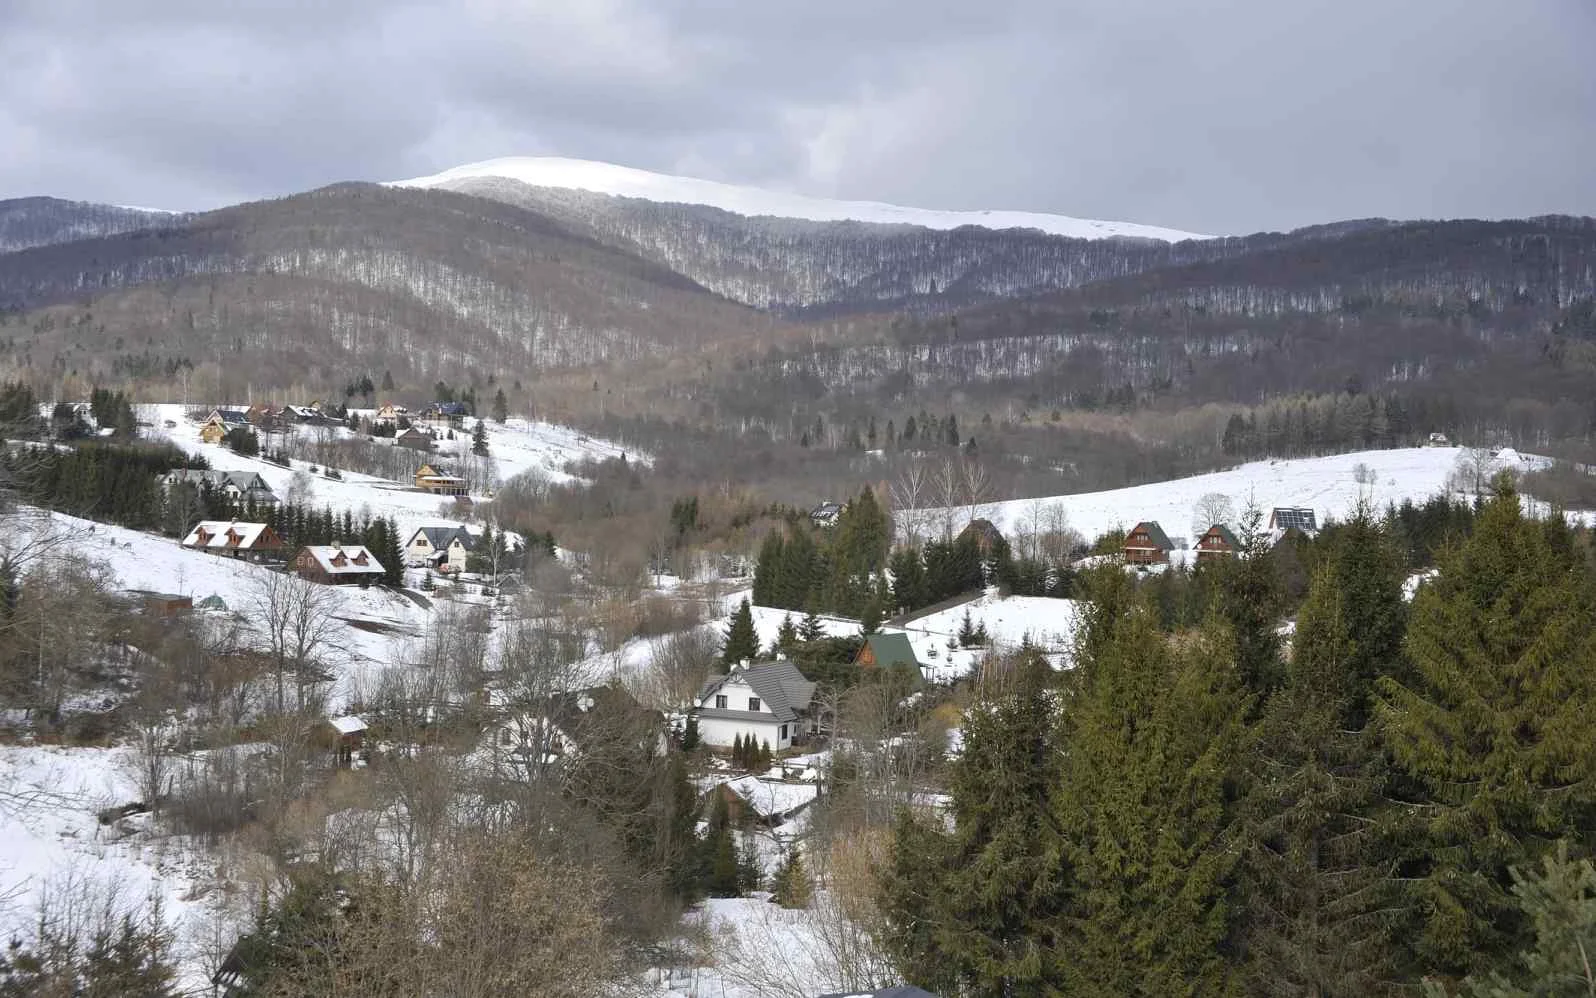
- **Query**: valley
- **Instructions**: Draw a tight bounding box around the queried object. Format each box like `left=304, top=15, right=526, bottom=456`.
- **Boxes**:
left=2, top=153, right=1595, bottom=998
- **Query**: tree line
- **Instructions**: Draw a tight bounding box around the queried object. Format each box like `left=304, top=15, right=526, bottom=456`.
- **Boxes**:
left=878, top=481, right=1596, bottom=996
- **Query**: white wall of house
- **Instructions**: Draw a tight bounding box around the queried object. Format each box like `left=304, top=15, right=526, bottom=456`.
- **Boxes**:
left=696, top=714, right=793, bottom=751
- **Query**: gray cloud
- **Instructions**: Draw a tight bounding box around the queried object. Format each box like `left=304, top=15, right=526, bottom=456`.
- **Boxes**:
left=1, top=0, right=1592, bottom=233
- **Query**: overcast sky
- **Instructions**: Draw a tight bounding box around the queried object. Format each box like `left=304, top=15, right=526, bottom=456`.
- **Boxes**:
left=2, top=0, right=1592, bottom=235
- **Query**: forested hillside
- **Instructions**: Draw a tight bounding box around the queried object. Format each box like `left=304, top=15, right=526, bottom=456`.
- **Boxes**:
left=0, top=197, right=188, bottom=254
left=0, top=184, right=788, bottom=397
left=435, top=175, right=1399, bottom=315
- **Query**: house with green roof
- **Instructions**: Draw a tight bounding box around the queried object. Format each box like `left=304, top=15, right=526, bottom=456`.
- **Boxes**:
left=854, top=633, right=923, bottom=679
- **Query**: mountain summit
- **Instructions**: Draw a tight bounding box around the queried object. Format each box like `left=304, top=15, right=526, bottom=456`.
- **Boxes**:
left=389, top=156, right=1207, bottom=242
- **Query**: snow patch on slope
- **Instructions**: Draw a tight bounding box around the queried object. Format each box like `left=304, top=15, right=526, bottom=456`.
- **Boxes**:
left=917, top=447, right=1563, bottom=544
left=390, top=157, right=1208, bottom=243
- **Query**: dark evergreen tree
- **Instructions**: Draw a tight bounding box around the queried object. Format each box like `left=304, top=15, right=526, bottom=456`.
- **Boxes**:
left=799, top=607, right=825, bottom=642
left=858, top=598, right=883, bottom=635
left=889, top=546, right=927, bottom=614
left=721, top=598, right=759, bottom=668
left=1440, top=841, right=1596, bottom=998
left=1379, top=480, right=1596, bottom=977
left=1240, top=565, right=1402, bottom=994
left=471, top=419, right=489, bottom=456
left=883, top=647, right=1064, bottom=996
left=491, top=387, right=509, bottom=423
left=1214, top=504, right=1285, bottom=701
left=1054, top=589, right=1250, bottom=995
left=773, top=614, right=799, bottom=658
left=772, top=849, right=814, bottom=909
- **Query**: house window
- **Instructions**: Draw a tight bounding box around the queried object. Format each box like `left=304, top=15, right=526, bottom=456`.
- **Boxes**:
left=779, top=724, right=788, bottom=741
left=714, top=695, right=727, bottom=709
left=748, top=697, right=761, bottom=712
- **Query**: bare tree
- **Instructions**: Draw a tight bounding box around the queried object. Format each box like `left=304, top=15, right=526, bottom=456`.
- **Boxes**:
left=889, top=460, right=931, bottom=546
left=1448, top=446, right=1498, bottom=497
left=1191, top=491, right=1237, bottom=538
left=959, top=458, right=994, bottom=525
left=248, top=570, right=338, bottom=715
left=637, top=626, right=718, bottom=711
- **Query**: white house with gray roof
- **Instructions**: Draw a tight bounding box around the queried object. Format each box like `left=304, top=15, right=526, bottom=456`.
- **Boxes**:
left=405, top=524, right=475, bottom=572
left=692, top=660, right=816, bottom=752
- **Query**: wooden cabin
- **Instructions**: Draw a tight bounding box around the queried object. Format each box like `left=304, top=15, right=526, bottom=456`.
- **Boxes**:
left=1193, top=523, right=1240, bottom=562
left=1123, top=521, right=1175, bottom=565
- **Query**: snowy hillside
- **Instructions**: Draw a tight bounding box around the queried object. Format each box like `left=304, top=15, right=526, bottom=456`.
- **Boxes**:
left=142, top=403, right=641, bottom=545
left=391, top=157, right=1208, bottom=242
left=918, top=447, right=1555, bottom=544
left=10, top=509, right=427, bottom=705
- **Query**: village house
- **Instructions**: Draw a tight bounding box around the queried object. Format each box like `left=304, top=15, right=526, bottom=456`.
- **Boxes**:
left=701, top=774, right=820, bottom=828
left=162, top=469, right=280, bottom=508
left=1267, top=507, right=1318, bottom=536
left=405, top=524, right=475, bottom=572
left=1428, top=431, right=1451, bottom=447
left=135, top=592, right=192, bottom=618
left=373, top=402, right=409, bottom=425
left=487, top=685, right=667, bottom=780
left=809, top=500, right=846, bottom=528
left=419, top=401, right=470, bottom=427
left=854, top=633, right=924, bottom=680
left=958, top=517, right=1006, bottom=557
left=198, top=408, right=249, bottom=444
left=692, top=660, right=816, bottom=753
left=1123, top=520, right=1175, bottom=565
left=328, top=716, right=367, bottom=767
left=181, top=520, right=288, bottom=562
left=414, top=463, right=469, bottom=496
left=293, top=543, right=388, bottom=586
left=1193, top=523, right=1241, bottom=562
left=395, top=425, right=434, bottom=452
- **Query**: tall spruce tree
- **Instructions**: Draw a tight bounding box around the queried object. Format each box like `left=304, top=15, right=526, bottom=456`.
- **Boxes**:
left=882, top=647, right=1064, bottom=996
left=1378, top=480, right=1596, bottom=977
left=1214, top=504, right=1285, bottom=701
left=1054, top=592, right=1251, bottom=996
left=721, top=598, right=759, bottom=668
left=1240, top=565, right=1402, bottom=994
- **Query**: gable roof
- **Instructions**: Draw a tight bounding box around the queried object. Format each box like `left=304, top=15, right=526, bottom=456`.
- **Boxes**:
left=696, top=660, right=816, bottom=723
left=1195, top=523, right=1241, bottom=550
left=330, top=715, right=367, bottom=735
left=206, top=408, right=249, bottom=425
left=182, top=521, right=280, bottom=550
left=408, top=525, right=475, bottom=551
left=1127, top=521, right=1174, bottom=550
left=862, top=633, right=921, bottom=671
left=299, top=545, right=387, bottom=576
left=164, top=470, right=278, bottom=499
left=415, top=464, right=466, bottom=482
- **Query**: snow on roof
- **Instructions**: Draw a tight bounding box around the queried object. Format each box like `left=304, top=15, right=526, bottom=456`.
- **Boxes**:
left=182, top=521, right=276, bottom=549
left=329, top=715, right=367, bottom=735
left=711, top=775, right=820, bottom=818
left=390, top=156, right=1210, bottom=242
left=300, top=544, right=387, bottom=576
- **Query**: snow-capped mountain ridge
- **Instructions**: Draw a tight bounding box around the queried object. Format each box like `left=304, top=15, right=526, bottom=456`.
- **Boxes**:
left=390, top=156, right=1208, bottom=242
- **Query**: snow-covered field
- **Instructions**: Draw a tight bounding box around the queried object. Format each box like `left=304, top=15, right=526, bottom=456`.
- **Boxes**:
left=392, top=155, right=1209, bottom=242
left=918, top=446, right=1556, bottom=545
left=0, top=745, right=238, bottom=994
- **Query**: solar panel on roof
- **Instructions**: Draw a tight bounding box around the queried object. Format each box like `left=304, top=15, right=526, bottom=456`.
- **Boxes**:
left=1271, top=507, right=1317, bottom=531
